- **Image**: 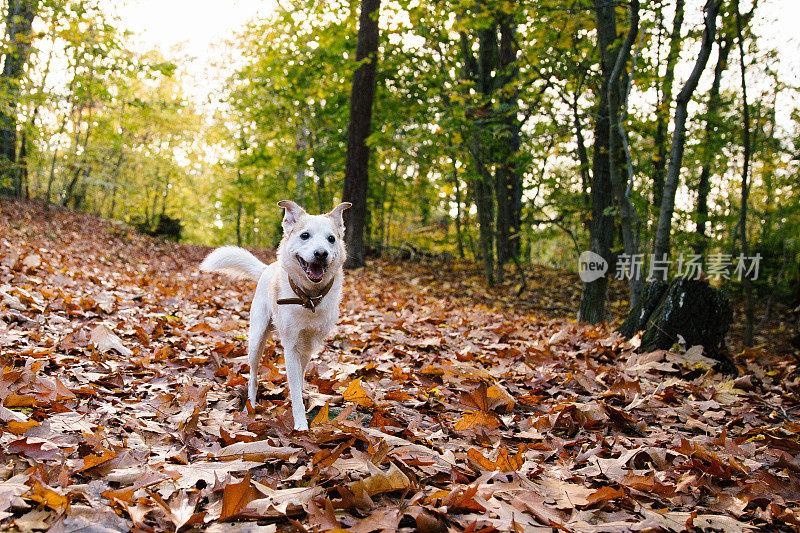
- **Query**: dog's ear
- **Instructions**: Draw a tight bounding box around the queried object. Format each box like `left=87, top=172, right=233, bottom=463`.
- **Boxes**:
left=326, top=202, right=352, bottom=234
left=277, top=200, right=307, bottom=231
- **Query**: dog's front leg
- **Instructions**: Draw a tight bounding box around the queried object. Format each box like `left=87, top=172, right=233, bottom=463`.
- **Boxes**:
left=284, top=347, right=308, bottom=430
left=247, top=291, right=272, bottom=408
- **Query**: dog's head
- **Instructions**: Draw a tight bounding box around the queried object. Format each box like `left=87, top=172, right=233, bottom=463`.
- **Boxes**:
left=276, top=200, right=351, bottom=284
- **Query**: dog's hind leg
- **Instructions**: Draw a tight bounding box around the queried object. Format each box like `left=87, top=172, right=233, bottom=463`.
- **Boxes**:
left=247, top=280, right=272, bottom=408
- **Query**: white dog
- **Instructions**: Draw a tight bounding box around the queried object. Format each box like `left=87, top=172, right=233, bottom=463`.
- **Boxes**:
left=200, top=200, right=350, bottom=430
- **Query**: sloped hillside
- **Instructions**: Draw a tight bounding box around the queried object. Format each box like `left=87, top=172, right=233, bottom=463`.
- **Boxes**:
left=0, top=199, right=798, bottom=532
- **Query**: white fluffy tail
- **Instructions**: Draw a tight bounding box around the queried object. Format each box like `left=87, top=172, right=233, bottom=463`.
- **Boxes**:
left=199, top=246, right=267, bottom=281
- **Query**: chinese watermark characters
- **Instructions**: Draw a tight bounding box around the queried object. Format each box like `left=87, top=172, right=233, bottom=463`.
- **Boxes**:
left=611, top=252, right=761, bottom=282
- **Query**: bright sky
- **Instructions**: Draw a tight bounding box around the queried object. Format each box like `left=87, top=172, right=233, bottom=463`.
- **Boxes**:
left=112, top=0, right=800, bottom=124
left=754, top=0, right=800, bottom=80
left=113, top=0, right=278, bottom=105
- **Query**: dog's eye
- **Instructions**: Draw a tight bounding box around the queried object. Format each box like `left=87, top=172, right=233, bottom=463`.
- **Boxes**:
left=300, top=232, right=310, bottom=240
left=327, top=235, right=335, bottom=244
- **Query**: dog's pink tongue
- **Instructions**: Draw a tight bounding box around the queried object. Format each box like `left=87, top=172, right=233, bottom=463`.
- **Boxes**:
left=309, top=262, right=325, bottom=280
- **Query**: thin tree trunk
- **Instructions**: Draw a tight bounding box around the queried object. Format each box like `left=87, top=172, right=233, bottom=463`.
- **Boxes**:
left=17, top=130, right=28, bottom=198
left=342, top=0, right=381, bottom=269
left=735, top=3, right=754, bottom=346
left=451, top=154, right=465, bottom=259
left=652, top=0, right=685, bottom=210
left=149, top=174, right=160, bottom=228
left=312, top=158, right=327, bottom=213
left=236, top=196, right=243, bottom=247
left=378, top=170, right=386, bottom=248
left=294, top=124, right=307, bottom=205
left=572, top=90, right=591, bottom=209
left=62, top=106, right=94, bottom=207
left=607, top=0, right=643, bottom=310
left=696, top=35, right=733, bottom=256
left=760, top=93, right=776, bottom=235
left=653, top=0, right=722, bottom=261
left=160, top=174, right=170, bottom=218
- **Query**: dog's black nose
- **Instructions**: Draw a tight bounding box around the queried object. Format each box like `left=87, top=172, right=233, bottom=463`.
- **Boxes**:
left=314, top=249, right=328, bottom=261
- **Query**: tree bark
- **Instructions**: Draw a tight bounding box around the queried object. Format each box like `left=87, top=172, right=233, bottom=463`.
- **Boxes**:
left=294, top=124, right=308, bottom=205
left=471, top=145, right=495, bottom=285
left=572, top=90, right=591, bottom=209
left=735, top=2, right=754, bottom=346
left=606, top=0, right=643, bottom=310
left=0, top=0, right=38, bottom=197
left=475, top=22, right=498, bottom=284
left=652, top=0, right=684, bottom=210
left=496, top=12, right=522, bottom=267
left=450, top=153, right=465, bottom=259
left=696, top=35, right=733, bottom=256
left=236, top=196, right=243, bottom=247
left=638, top=278, right=733, bottom=370
left=578, top=0, right=619, bottom=323
left=342, top=0, right=381, bottom=269
left=653, top=0, right=722, bottom=261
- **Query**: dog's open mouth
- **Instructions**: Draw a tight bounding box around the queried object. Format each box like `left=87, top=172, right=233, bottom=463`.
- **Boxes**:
left=296, top=255, right=327, bottom=283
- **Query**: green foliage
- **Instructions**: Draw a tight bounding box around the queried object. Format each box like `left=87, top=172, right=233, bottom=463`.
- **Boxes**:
left=0, top=0, right=796, bottom=310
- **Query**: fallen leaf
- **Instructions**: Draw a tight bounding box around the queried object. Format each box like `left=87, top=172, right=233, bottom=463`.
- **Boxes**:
left=216, top=441, right=301, bottom=462
left=220, top=473, right=263, bottom=521
left=349, top=462, right=410, bottom=496
left=90, top=323, right=133, bottom=356
left=22, top=254, right=41, bottom=269
left=242, top=486, right=320, bottom=518
left=343, top=377, right=375, bottom=407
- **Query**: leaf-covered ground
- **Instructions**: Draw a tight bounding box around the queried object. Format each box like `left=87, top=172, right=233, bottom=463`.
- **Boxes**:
left=1, top=199, right=799, bottom=532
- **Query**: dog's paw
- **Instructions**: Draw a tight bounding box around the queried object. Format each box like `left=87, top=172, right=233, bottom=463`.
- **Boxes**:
left=293, top=420, right=309, bottom=431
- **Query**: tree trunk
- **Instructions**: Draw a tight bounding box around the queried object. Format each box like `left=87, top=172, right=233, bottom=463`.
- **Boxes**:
left=16, top=129, right=28, bottom=198
left=617, top=280, right=669, bottom=338
left=472, top=150, right=495, bottom=285
left=653, top=0, right=721, bottom=261
left=294, top=124, right=308, bottom=205
left=236, top=197, right=243, bottom=247
left=475, top=22, right=498, bottom=283
left=696, top=35, right=733, bottom=256
left=107, top=151, right=125, bottom=218
left=606, top=0, right=643, bottom=310
left=45, top=71, right=78, bottom=206
left=577, top=0, right=618, bottom=323
left=735, top=3, right=754, bottom=346
left=497, top=12, right=522, bottom=264
left=312, top=157, right=328, bottom=213
left=61, top=107, right=94, bottom=207
left=451, top=154, right=465, bottom=259
left=0, top=0, right=38, bottom=197
left=342, top=0, right=381, bottom=269
left=572, top=90, right=591, bottom=209
left=652, top=0, right=684, bottom=210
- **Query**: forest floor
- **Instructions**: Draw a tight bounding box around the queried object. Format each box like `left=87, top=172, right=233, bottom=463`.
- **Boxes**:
left=1, top=198, right=799, bottom=532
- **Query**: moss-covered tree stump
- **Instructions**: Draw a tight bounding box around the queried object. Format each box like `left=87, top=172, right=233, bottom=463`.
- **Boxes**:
left=617, top=281, right=669, bottom=339
left=621, top=278, right=734, bottom=370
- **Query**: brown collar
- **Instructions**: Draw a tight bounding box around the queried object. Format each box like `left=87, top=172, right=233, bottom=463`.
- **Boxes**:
left=276, top=275, right=334, bottom=313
